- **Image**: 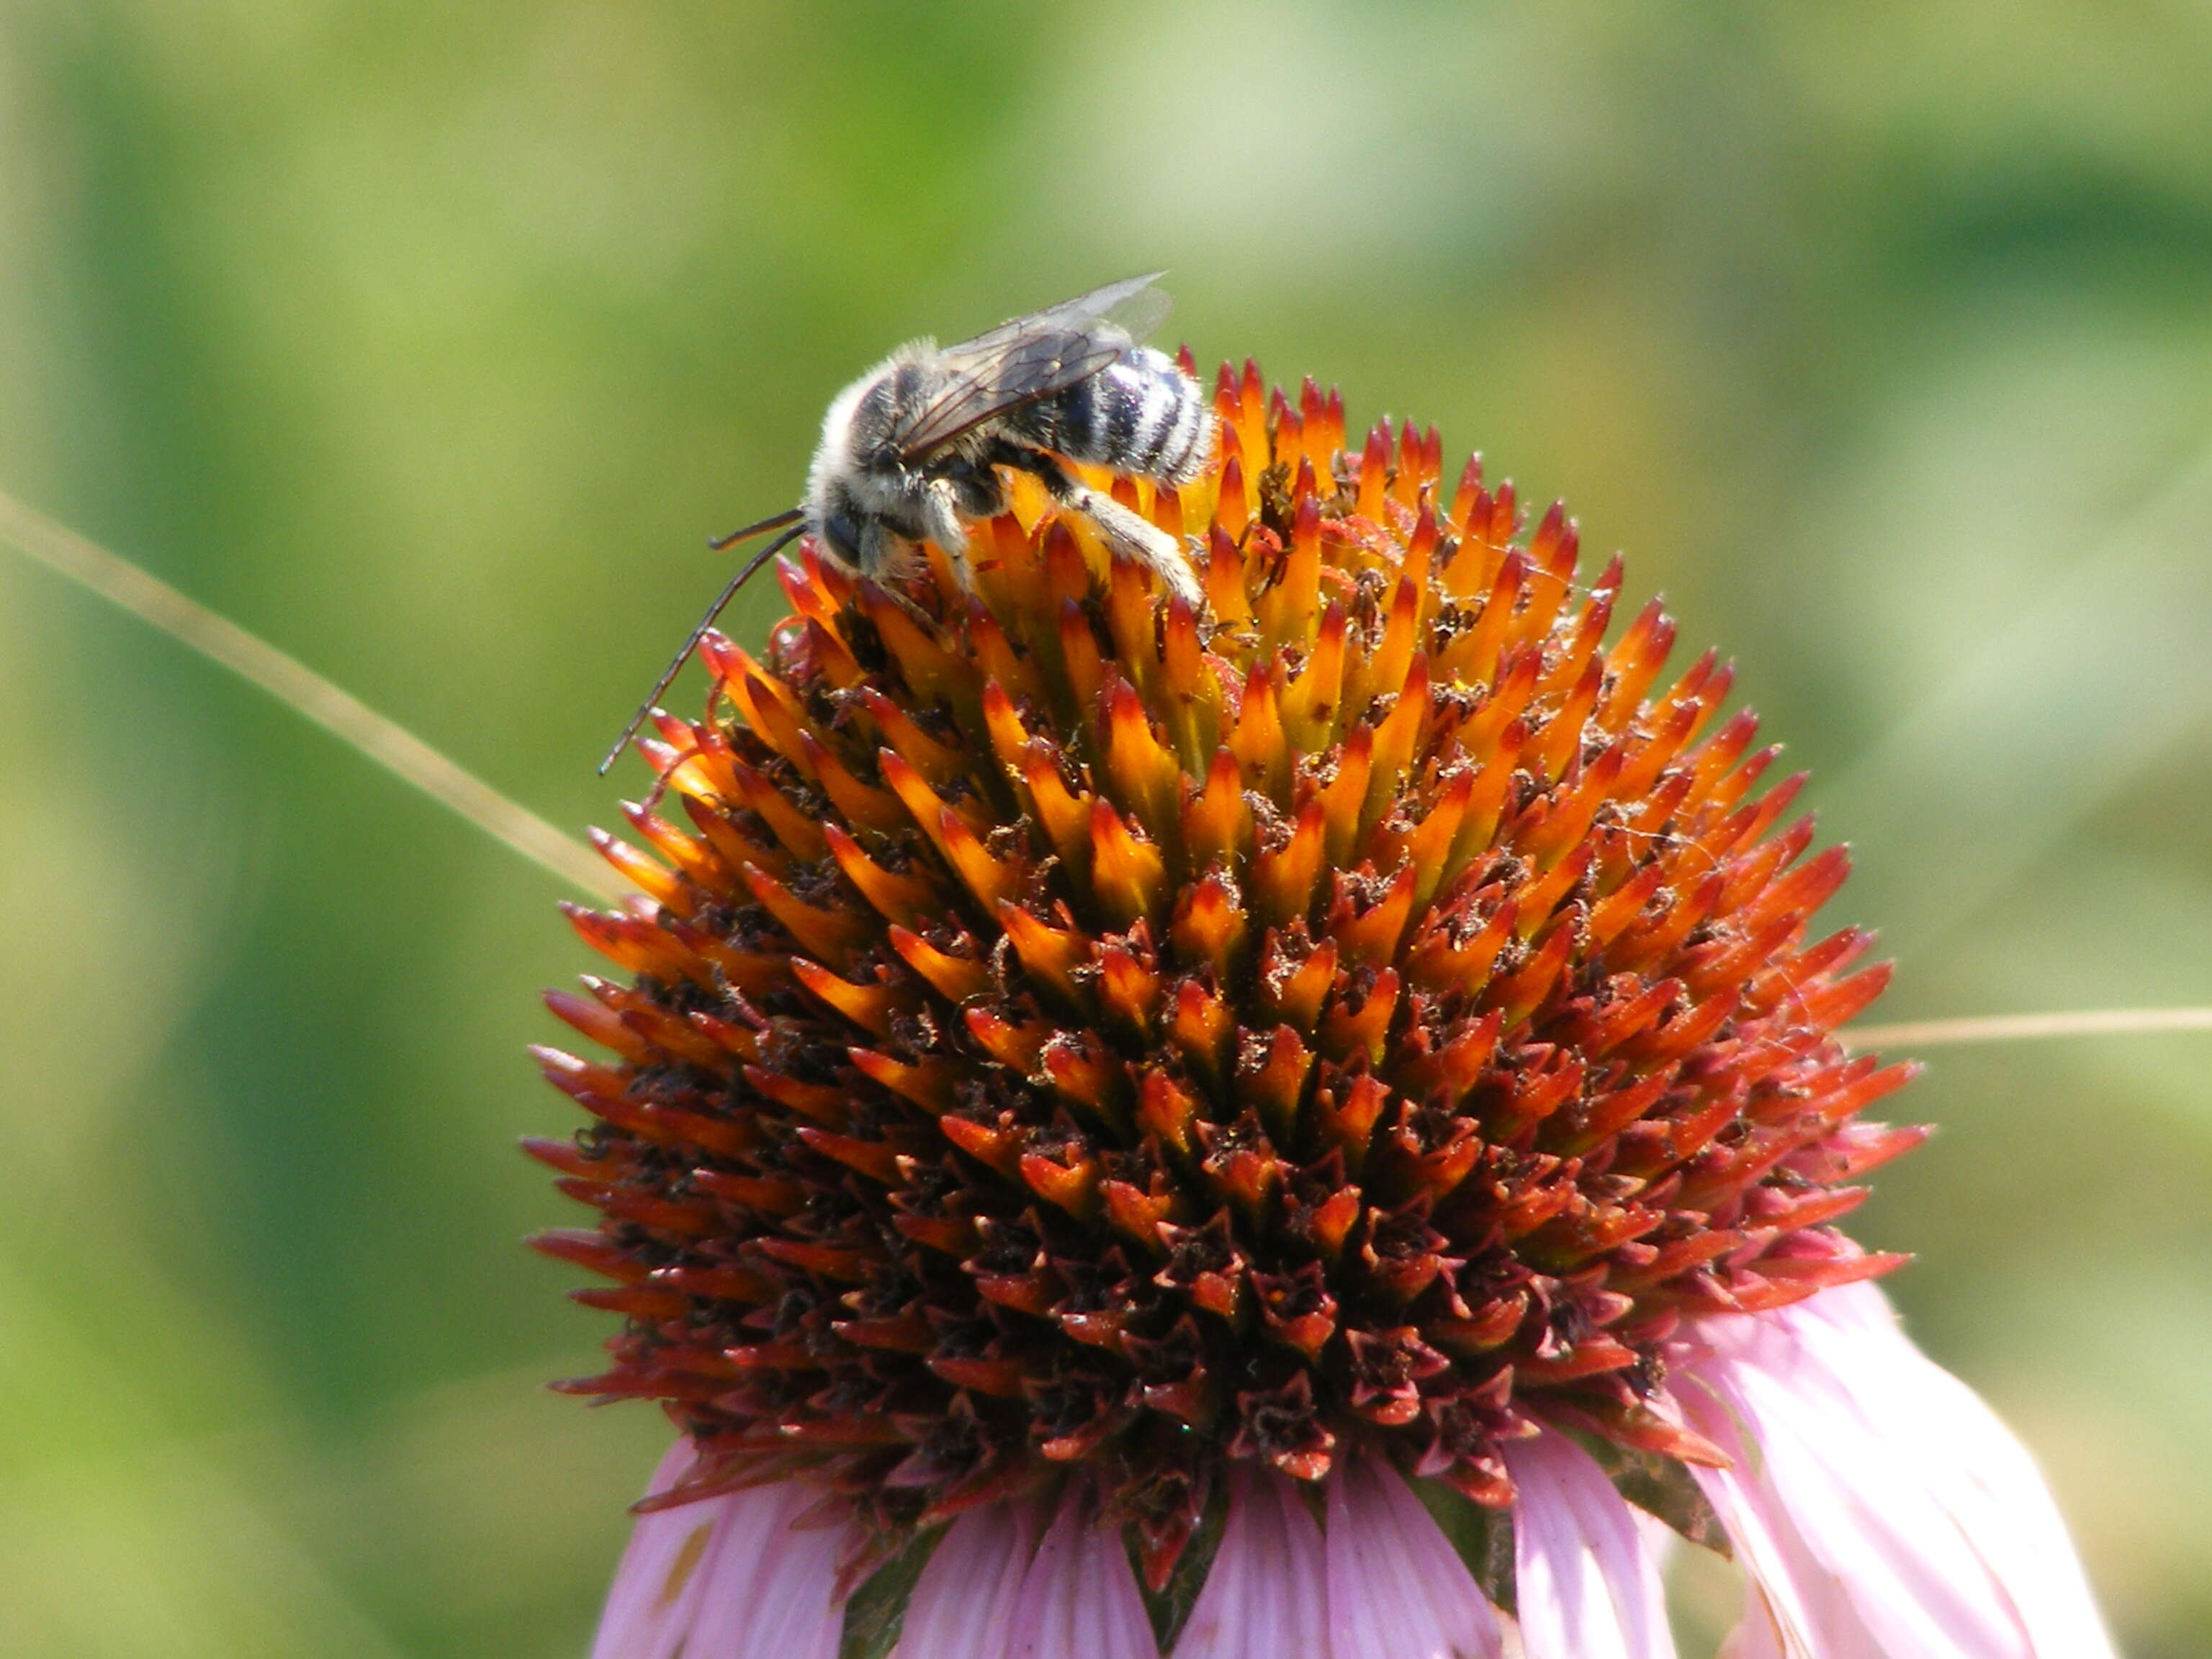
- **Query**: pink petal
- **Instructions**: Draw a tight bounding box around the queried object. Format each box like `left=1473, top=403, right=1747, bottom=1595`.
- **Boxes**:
left=680, top=1480, right=849, bottom=1659
left=1686, top=1333, right=2015, bottom=1654
left=1325, top=1454, right=1504, bottom=1659
left=1172, top=1466, right=1326, bottom=1659
left=894, top=1498, right=1043, bottom=1659
left=1714, top=1586, right=1789, bottom=1659
left=590, top=1446, right=853, bottom=1659
left=1678, top=1402, right=1887, bottom=1659
left=1792, top=1287, right=2113, bottom=1656
left=592, top=1442, right=726, bottom=1659
left=1505, top=1429, right=1676, bottom=1659
left=1001, top=1487, right=1156, bottom=1659
left=1678, top=1283, right=2116, bottom=1659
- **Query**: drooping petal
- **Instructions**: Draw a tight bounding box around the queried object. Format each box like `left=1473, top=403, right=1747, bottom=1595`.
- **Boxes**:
left=894, top=1498, right=1042, bottom=1659
left=592, top=1449, right=850, bottom=1659
left=1689, top=1406, right=1890, bottom=1659
left=1505, top=1429, right=1675, bottom=1659
left=1000, top=1488, right=1156, bottom=1659
left=1173, top=1467, right=1327, bottom=1659
left=1324, top=1455, right=1503, bottom=1659
left=592, top=1442, right=725, bottom=1659
left=1685, top=1334, right=2012, bottom=1655
left=1792, top=1285, right=2115, bottom=1657
left=680, top=1479, right=850, bottom=1659
left=1716, top=1583, right=1794, bottom=1659
left=1678, top=1283, right=2116, bottom=1659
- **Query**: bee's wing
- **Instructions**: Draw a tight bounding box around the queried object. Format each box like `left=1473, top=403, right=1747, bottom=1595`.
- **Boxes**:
left=890, top=274, right=1176, bottom=462
left=947, top=272, right=1173, bottom=359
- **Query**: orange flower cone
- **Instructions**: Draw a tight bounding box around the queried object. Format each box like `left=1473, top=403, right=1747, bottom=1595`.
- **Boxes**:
left=537, top=356, right=2110, bottom=1659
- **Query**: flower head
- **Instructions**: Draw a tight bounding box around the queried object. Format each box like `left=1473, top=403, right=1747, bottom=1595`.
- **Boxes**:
left=535, top=359, right=2113, bottom=1655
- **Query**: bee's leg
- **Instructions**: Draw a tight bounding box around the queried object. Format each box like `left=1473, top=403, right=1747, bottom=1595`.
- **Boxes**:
left=920, top=482, right=979, bottom=600
left=994, top=444, right=1206, bottom=613
left=1079, top=489, right=1205, bottom=611
left=937, top=541, right=979, bottom=601
left=832, top=516, right=942, bottom=628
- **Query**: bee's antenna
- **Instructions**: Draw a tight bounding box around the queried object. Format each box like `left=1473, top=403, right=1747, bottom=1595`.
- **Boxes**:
left=598, top=520, right=808, bottom=774
left=708, top=505, right=805, bottom=553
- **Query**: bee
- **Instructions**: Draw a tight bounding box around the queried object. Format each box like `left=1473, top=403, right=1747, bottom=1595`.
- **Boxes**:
left=602, top=274, right=1215, bottom=770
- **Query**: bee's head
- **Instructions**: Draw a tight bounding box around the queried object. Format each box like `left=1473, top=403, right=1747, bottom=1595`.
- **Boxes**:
left=804, top=370, right=885, bottom=559
left=816, top=489, right=863, bottom=566
left=806, top=347, right=956, bottom=570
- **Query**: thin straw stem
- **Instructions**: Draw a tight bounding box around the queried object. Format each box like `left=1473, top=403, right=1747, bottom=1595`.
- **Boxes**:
left=0, top=486, right=624, bottom=902
left=1847, top=1007, right=2212, bottom=1050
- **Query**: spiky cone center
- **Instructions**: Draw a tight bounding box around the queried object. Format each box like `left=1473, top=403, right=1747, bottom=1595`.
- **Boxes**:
left=534, top=359, right=1923, bottom=1599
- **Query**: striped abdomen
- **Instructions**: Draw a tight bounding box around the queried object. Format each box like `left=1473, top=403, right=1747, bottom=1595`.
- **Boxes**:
left=1010, top=348, right=1214, bottom=487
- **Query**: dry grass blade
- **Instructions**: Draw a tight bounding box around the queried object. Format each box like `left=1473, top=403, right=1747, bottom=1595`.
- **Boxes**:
left=1848, top=1007, right=2212, bottom=1050
left=0, top=486, right=622, bottom=902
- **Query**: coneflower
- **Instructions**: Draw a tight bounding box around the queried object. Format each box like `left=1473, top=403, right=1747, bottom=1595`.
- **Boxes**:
left=533, top=359, right=2114, bottom=1657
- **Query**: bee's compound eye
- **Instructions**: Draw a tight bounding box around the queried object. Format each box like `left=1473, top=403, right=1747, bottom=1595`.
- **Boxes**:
left=824, top=510, right=862, bottom=559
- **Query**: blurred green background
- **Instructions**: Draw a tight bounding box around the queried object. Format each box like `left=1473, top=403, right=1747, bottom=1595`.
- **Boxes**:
left=2, top=3, right=2208, bottom=1654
